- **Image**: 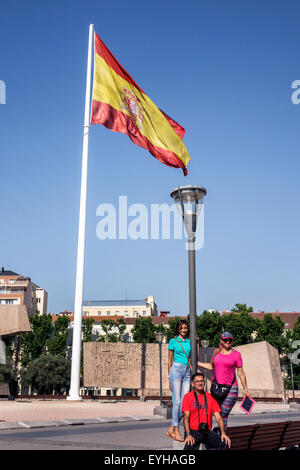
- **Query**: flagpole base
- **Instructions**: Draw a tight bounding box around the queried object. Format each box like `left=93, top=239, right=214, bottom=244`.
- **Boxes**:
left=67, top=392, right=83, bottom=401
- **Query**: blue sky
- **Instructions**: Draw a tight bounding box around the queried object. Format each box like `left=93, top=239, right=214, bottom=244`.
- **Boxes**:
left=1, top=0, right=300, bottom=315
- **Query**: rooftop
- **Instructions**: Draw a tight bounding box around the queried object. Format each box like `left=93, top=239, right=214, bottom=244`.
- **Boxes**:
left=0, top=267, right=31, bottom=281
left=222, top=310, right=300, bottom=328
left=51, top=314, right=181, bottom=325
left=0, top=267, right=19, bottom=276
left=83, top=300, right=150, bottom=307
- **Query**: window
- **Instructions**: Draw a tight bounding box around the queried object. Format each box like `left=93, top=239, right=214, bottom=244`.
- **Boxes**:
left=8, top=279, right=16, bottom=284
left=124, top=311, right=128, bottom=317
left=106, top=311, right=110, bottom=316
left=6, top=299, right=13, bottom=305
left=98, top=311, right=102, bottom=316
left=115, top=311, right=119, bottom=316
left=143, top=311, right=146, bottom=316
left=83, top=311, right=89, bottom=316
left=37, top=298, right=41, bottom=303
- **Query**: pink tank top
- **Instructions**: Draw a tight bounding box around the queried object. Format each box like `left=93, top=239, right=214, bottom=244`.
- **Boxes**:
left=213, top=349, right=243, bottom=386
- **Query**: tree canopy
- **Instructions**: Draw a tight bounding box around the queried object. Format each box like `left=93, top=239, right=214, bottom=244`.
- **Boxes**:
left=21, top=354, right=70, bottom=394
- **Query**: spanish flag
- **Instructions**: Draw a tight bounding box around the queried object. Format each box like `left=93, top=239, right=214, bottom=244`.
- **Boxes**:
left=91, top=33, right=190, bottom=175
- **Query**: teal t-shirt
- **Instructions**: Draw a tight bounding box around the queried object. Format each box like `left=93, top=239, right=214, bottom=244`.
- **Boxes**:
left=168, top=336, right=191, bottom=366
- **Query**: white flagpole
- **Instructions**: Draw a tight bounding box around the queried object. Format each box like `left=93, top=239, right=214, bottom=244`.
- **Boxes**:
left=68, top=23, right=94, bottom=401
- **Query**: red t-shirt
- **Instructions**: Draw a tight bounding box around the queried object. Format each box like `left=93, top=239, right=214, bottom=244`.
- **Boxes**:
left=182, top=391, right=221, bottom=431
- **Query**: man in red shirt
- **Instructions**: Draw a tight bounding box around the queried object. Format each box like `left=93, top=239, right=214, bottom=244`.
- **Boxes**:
left=182, top=373, right=231, bottom=450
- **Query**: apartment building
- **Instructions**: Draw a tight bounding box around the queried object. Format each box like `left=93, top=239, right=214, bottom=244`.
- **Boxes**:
left=0, top=267, right=48, bottom=316
left=34, top=286, right=48, bottom=316
left=81, top=295, right=158, bottom=318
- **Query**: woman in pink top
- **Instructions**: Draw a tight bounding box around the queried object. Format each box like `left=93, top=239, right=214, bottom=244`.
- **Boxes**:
left=197, top=331, right=251, bottom=431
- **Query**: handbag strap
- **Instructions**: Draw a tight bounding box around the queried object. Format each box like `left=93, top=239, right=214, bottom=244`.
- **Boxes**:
left=174, top=338, right=192, bottom=370
left=194, top=390, right=209, bottom=426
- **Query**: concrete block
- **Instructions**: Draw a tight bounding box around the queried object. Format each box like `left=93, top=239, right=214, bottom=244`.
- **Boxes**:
left=289, top=402, right=300, bottom=411
left=153, top=405, right=172, bottom=419
left=0, top=422, right=24, bottom=430
left=57, top=419, right=85, bottom=425
left=18, top=421, right=59, bottom=428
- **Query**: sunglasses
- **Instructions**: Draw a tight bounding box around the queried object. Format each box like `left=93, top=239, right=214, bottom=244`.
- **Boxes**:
left=223, top=338, right=233, bottom=343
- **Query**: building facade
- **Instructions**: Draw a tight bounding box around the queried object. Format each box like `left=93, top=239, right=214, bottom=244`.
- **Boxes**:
left=81, top=295, right=158, bottom=318
left=0, top=267, right=48, bottom=316
left=34, top=286, right=48, bottom=316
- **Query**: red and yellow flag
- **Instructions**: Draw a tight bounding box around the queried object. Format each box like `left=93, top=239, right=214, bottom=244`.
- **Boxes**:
left=91, top=33, right=190, bottom=175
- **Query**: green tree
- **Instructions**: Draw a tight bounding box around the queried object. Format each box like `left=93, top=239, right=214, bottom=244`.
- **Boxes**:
left=231, top=304, right=254, bottom=314
left=82, top=318, right=95, bottom=342
left=0, top=363, right=11, bottom=386
left=47, top=315, right=70, bottom=356
left=154, top=321, right=167, bottom=338
left=131, top=317, right=157, bottom=343
left=255, top=314, right=287, bottom=354
left=96, top=318, right=128, bottom=343
left=222, top=311, right=259, bottom=346
left=0, top=337, right=13, bottom=385
left=285, top=317, right=300, bottom=390
left=20, top=314, right=53, bottom=368
left=197, top=310, right=223, bottom=347
left=165, top=317, right=182, bottom=343
left=291, top=316, right=300, bottom=343
left=21, top=354, right=70, bottom=395
left=99, top=319, right=117, bottom=342
left=115, top=318, right=127, bottom=342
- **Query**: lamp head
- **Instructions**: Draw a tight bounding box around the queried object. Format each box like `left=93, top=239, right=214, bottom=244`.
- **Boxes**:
left=155, top=332, right=165, bottom=343
left=170, top=185, right=207, bottom=239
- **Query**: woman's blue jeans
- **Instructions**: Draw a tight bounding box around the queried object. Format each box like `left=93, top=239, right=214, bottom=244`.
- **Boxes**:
left=169, top=362, right=191, bottom=427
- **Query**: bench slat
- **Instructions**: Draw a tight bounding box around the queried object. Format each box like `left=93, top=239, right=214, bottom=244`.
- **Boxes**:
left=228, top=420, right=300, bottom=450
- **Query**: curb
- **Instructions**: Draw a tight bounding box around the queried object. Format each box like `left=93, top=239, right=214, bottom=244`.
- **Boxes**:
left=0, top=414, right=165, bottom=430
left=231, top=409, right=291, bottom=416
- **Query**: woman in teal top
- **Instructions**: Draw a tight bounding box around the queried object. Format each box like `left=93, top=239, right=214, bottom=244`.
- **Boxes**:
left=166, top=319, right=191, bottom=442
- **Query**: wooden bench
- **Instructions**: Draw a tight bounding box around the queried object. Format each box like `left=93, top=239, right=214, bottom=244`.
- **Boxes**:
left=227, top=420, right=300, bottom=450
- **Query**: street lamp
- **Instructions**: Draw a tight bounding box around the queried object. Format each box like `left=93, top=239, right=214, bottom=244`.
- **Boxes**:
left=201, top=339, right=210, bottom=391
left=287, top=353, right=295, bottom=403
left=281, top=362, right=289, bottom=404
left=170, top=185, right=207, bottom=374
left=155, top=332, right=165, bottom=407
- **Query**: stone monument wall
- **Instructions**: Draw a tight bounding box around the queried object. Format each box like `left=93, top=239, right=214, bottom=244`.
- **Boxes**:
left=0, top=305, right=31, bottom=337
left=84, top=342, right=170, bottom=396
left=83, top=340, right=284, bottom=398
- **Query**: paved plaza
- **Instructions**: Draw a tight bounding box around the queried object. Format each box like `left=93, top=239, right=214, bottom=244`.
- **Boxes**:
left=0, top=400, right=299, bottom=451
left=0, top=399, right=292, bottom=427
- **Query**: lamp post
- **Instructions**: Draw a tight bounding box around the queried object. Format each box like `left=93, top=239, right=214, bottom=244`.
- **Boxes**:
left=281, top=362, right=288, bottom=404
left=287, top=353, right=295, bottom=403
left=201, top=339, right=210, bottom=391
left=155, top=332, right=165, bottom=407
left=170, top=185, right=207, bottom=375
